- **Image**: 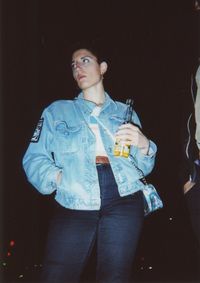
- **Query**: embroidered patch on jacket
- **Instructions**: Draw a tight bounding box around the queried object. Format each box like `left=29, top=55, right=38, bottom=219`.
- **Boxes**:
left=31, top=118, right=44, bottom=143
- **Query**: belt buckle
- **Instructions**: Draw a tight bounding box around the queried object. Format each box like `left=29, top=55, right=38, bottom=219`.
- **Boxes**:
left=96, top=156, right=109, bottom=164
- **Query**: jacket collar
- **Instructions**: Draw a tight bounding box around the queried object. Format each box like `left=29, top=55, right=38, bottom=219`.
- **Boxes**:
left=74, top=92, right=117, bottom=115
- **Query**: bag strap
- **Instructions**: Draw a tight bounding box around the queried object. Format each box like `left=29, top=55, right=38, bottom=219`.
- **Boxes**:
left=74, top=101, right=115, bottom=142
left=129, top=160, right=148, bottom=185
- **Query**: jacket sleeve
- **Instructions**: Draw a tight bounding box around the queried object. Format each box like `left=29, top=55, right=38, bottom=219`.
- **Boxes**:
left=22, top=107, right=62, bottom=194
left=129, top=110, right=157, bottom=177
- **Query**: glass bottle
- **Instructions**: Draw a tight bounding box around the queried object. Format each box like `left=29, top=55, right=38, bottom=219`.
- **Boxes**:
left=113, top=98, right=134, bottom=158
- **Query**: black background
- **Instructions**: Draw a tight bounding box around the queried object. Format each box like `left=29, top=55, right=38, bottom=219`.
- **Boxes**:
left=1, top=0, right=200, bottom=282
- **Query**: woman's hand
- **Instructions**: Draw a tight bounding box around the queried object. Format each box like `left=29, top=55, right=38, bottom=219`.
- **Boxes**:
left=56, top=171, right=62, bottom=185
left=115, top=123, right=150, bottom=155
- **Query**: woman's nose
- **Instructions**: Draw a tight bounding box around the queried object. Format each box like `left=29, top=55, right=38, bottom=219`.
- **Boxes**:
left=73, top=62, right=82, bottom=70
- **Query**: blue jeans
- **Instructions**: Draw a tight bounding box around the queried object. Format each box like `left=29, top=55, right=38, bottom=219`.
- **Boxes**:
left=40, top=165, right=144, bottom=283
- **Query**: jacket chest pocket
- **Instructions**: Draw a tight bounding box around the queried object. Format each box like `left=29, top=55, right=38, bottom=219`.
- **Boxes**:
left=55, top=121, right=84, bottom=153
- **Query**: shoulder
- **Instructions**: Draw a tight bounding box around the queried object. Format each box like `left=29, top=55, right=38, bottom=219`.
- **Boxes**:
left=45, top=99, right=75, bottom=113
left=113, top=100, right=126, bottom=110
left=114, top=100, right=126, bottom=107
left=40, top=100, right=77, bottom=120
left=114, top=100, right=138, bottom=116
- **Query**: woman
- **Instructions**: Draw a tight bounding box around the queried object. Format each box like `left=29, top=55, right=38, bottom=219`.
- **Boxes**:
left=23, top=44, right=157, bottom=283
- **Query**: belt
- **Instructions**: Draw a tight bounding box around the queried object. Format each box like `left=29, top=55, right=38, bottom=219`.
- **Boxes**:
left=96, top=156, right=110, bottom=164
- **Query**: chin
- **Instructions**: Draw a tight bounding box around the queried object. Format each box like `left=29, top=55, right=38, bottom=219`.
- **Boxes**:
left=79, top=84, right=90, bottom=90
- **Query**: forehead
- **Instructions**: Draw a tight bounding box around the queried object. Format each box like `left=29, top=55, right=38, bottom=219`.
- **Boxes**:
left=72, top=49, right=97, bottom=61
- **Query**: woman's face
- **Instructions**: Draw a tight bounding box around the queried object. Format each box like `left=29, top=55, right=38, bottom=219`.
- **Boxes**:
left=71, top=49, right=104, bottom=90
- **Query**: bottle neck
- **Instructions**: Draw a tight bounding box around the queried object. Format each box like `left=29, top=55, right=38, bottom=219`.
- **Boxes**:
left=124, top=107, right=132, bottom=123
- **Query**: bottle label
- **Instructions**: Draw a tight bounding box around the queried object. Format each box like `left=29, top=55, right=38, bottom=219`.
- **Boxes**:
left=113, top=140, right=130, bottom=158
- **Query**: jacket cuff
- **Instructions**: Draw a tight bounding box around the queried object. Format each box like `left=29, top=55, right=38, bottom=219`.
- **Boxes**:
left=130, top=140, right=157, bottom=160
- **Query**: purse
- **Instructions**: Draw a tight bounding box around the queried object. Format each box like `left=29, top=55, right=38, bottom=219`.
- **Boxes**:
left=143, top=184, right=164, bottom=216
left=130, top=158, right=163, bottom=216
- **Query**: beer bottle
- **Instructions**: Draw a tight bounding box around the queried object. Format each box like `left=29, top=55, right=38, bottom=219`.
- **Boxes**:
left=113, top=99, right=134, bottom=158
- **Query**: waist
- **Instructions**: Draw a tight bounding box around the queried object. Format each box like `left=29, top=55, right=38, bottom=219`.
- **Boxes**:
left=96, top=156, right=110, bottom=164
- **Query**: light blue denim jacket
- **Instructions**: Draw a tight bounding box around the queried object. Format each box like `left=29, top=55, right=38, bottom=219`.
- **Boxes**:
left=23, top=92, right=157, bottom=210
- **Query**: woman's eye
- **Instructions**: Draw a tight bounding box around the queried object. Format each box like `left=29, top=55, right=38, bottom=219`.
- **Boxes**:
left=82, top=58, right=90, bottom=64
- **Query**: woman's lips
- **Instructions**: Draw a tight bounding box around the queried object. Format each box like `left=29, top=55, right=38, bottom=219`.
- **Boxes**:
left=78, top=75, right=86, bottom=81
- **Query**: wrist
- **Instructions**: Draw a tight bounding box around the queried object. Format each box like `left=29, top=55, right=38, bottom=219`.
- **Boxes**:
left=139, top=140, right=150, bottom=155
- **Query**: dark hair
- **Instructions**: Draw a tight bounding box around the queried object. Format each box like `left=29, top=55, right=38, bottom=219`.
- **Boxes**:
left=67, top=38, right=110, bottom=65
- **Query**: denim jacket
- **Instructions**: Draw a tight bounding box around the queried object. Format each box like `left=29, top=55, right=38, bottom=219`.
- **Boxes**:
left=23, top=92, right=157, bottom=210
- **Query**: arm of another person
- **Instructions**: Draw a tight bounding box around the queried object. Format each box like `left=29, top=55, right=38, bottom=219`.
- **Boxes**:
left=183, top=66, right=200, bottom=194
left=195, top=65, right=200, bottom=154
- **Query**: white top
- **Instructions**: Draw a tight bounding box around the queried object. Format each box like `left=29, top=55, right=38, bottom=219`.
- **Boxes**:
left=89, top=106, right=108, bottom=157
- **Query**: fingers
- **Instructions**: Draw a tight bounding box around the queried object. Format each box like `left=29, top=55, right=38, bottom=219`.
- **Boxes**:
left=115, top=123, right=141, bottom=143
left=115, top=123, right=149, bottom=152
left=118, top=123, right=139, bottom=131
left=115, top=132, right=139, bottom=147
left=116, top=123, right=140, bottom=136
left=115, top=136, right=134, bottom=146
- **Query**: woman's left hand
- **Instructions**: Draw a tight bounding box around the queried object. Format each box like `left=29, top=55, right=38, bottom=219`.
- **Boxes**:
left=115, top=123, right=150, bottom=155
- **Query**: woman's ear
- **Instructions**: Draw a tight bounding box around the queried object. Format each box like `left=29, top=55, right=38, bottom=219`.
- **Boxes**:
left=100, top=61, right=108, bottom=75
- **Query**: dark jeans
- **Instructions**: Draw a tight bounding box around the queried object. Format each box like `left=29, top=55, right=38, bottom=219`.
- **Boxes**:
left=185, top=182, right=200, bottom=279
left=40, top=164, right=144, bottom=283
left=185, top=182, right=200, bottom=247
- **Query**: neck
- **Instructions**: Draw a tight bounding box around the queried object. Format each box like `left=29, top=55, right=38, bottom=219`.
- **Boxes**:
left=82, top=83, right=105, bottom=106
